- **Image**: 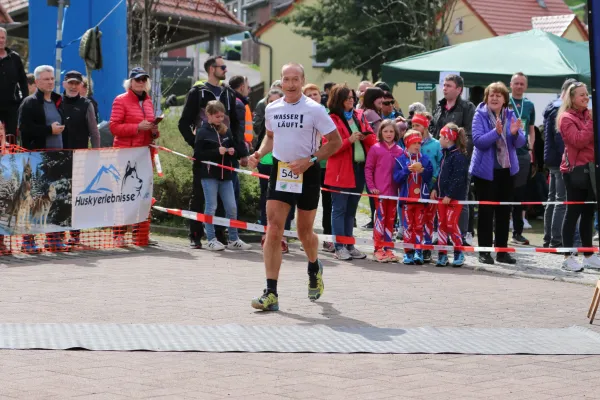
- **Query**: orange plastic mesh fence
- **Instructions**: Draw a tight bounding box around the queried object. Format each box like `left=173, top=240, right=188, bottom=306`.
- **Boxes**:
left=0, top=146, right=151, bottom=256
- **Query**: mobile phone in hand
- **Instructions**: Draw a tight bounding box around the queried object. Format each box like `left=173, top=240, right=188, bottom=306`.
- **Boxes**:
left=153, top=114, right=165, bottom=125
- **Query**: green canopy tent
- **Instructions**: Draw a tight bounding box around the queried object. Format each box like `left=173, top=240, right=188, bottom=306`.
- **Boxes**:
left=381, top=29, right=590, bottom=91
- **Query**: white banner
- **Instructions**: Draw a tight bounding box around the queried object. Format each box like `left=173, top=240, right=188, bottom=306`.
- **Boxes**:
left=72, top=147, right=153, bottom=229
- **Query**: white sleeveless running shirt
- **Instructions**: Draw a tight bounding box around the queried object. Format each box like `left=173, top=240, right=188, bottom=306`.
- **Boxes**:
left=265, top=95, right=336, bottom=162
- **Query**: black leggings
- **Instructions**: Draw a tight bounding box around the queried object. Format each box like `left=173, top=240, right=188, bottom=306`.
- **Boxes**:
left=562, top=172, right=595, bottom=256
left=473, top=169, right=514, bottom=253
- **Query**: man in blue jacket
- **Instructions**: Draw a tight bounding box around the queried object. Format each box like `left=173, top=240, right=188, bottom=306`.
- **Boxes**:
left=542, top=78, right=576, bottom=248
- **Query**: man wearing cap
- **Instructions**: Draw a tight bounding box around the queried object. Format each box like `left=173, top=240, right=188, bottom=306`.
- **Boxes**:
left=62, top=71, right=100, bottom=150
left=61, top=71, right=101, bottom=246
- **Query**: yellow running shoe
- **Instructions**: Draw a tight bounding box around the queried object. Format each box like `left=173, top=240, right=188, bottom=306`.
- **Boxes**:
left=251, top=290, right=279, bottom=311
left=308, top=260, right=324, bottom=301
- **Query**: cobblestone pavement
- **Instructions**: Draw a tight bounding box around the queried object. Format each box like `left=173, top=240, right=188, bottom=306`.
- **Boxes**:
left=0, top=240, right=599, bottom=399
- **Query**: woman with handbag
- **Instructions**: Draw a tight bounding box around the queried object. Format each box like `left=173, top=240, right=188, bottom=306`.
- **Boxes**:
left=325, top=84, right=377, bottom=260
left=557, top=82, right=599, bottom=272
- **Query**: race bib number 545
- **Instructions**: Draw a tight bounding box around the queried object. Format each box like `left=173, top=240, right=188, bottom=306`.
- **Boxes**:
left=276, top=161, right=303, bottom=193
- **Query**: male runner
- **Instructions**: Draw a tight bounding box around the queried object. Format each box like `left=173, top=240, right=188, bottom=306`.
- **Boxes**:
left=247, top=63, right=342, bottom=311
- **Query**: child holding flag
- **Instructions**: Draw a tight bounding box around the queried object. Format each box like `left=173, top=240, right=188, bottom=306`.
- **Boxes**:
left=411, top=112, right=442, bottom=262
left=393, top=130, right=433, bottom=265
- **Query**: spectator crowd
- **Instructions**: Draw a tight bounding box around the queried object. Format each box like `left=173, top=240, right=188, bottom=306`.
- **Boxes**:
left=0, top=23, right=597, bottom=274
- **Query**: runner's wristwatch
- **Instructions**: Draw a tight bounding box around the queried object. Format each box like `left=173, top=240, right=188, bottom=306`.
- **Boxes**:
left=309, top=155, right=318, bottom=165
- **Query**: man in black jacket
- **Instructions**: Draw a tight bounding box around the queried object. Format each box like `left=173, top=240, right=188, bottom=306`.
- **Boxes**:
left=18, top=65, right=66, bottom=253
left=62, top=71, right=100, bottom=150
left=431, top=74, right=476, bottom=245
left=178, top=55, right=241, bottom=249
left=0, top=28, right=28, bottom=139
left=61, top=70, right=101, bottom=246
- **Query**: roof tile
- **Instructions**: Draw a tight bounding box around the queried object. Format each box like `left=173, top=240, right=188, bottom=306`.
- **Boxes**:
left=532, top=14, right=575, bottom=36
left=465, top=0, right=576, bottom=36
left=149, top=0, right=244, bottom=28
left=4, top=0, right=27, bottom=14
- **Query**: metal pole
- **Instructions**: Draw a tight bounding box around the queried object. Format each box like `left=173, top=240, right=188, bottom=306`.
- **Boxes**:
left=588, top=0, right=600, bottom=221
left=55, top=0, right=66, bottom=93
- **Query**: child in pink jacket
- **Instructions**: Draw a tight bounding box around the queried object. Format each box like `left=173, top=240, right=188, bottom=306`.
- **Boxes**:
left=365, top=119, right=404, bottom=262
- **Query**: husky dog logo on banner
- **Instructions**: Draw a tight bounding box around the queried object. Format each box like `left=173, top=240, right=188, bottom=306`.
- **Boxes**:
left=72, top=147, right=153, bottom=229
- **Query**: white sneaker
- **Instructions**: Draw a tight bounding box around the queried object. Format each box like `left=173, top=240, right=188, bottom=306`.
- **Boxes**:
left=523, top=218, right=532, bottom=230
left=583, top=254, right=600, bottom=270
left=562, top=256, right=584, bottom=272
left=227, top=239, right=252, bottom=250
left=464, top=232, right=474, bottom=246
left=335, top=247, right=352, bottom=261
left=348, top=247, right=367, bottom=259
left=207, top=238, right=225, bottom=251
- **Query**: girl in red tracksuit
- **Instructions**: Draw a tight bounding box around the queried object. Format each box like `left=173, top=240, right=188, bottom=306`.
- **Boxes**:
left=365, top=120, right=404, bottom=263
left=393, top=130, right=433, bottom=265
left=432, top=123, right=469, bottom=268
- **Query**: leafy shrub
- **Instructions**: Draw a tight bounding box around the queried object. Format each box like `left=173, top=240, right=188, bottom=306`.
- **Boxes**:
left=152, top=110, right=259, bottom=226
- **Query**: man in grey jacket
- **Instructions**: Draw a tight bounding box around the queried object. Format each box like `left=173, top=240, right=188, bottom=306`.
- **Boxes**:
left=431, top=74, right=476, bottom=245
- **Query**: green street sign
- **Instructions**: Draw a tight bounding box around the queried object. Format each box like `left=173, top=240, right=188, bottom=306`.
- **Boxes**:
left=416, top=83, right=436, bottom=91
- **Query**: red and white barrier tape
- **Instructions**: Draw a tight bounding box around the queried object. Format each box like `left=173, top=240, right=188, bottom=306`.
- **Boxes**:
left=152, top=205, right=599, bottom=255
left=150, top=144, right=596, bottom=206
left=151, top=148, right=163, bottom=177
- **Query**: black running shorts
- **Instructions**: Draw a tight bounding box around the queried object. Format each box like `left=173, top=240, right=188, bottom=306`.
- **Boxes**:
left=267, top=157, right=321, bottom=211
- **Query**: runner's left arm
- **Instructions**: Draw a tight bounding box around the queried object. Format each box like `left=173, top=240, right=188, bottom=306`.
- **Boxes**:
left=313, top=129, right=342, bottom=163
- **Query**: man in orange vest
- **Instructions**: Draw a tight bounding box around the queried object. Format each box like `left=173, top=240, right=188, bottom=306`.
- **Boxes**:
left=227, top=75, right=251, bottom=203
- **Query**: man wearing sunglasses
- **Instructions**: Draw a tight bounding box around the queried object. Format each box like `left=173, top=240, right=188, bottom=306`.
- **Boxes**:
left=178, top=55, right=242, bottom=249
left=381, top=92, right=403, bottom=121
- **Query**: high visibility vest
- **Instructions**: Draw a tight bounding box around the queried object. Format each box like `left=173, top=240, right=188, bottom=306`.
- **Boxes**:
left=244, top=104, right=253, bottom=143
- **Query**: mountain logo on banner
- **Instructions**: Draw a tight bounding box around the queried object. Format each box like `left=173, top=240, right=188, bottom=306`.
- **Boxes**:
left=79, top=164, right=121, bottom=194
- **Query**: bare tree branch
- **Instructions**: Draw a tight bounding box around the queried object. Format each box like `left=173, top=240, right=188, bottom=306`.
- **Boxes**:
left=353, top=42, right=424, bottom=70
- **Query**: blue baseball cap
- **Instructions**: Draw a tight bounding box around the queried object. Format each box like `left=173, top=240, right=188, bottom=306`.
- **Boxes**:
left=129, top=67, right=149, bottom=80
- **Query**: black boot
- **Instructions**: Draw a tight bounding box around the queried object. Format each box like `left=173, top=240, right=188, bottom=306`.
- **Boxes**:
left=478, top=252, right=494, bottom=265
left=496, top=252, right=517, bottom=264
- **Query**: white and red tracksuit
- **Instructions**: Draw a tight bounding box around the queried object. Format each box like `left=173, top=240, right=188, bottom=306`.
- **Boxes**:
left=393, top=150, right=433, bottom=252
left=374, top=199, right=397, bottom=250
left=436, top=145, right=469, bottom=254
left=437, top=203, right=463, bottom=254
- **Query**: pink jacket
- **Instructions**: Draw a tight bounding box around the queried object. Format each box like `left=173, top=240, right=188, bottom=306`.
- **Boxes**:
left=110, top=89, right=158, bottom=148
left=559, top=108, right=594, bottom=173
left=365, top=142, right=404, bottom=196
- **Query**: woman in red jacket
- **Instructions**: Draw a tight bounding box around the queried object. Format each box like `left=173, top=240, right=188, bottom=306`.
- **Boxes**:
left=109, top=67, right=159, bottom=246
left=110, top=67, right=159, bottom=148
left=325, top=84, right=377, bottom=261
left=557, top=82, right=598, bottom=273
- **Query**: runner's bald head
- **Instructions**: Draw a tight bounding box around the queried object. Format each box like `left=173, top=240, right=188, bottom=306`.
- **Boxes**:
left=281, top=63, right=305, bottom=78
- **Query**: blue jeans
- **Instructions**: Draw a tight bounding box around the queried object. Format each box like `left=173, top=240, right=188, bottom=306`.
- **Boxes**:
left=331, top=163, right=365, bottom=250
left=201, top=178, right=239, bottom=242
left=544, top=167, right=566, bottom=246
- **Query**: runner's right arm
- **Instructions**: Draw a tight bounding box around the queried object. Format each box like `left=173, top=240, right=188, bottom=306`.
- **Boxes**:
left=248, top=129, right=273, bottom=169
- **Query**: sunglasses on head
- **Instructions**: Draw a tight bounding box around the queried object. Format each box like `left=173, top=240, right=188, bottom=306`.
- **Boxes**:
left=134, top=76, right=148, bottom=83
left=382, top=101, right=394, bottom=106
